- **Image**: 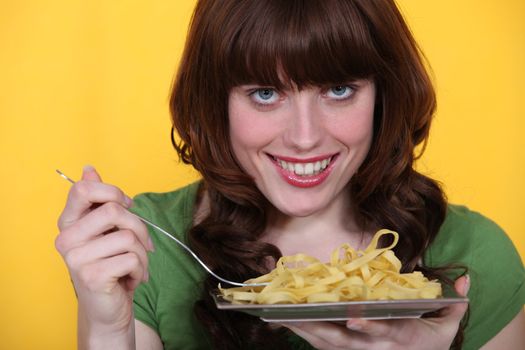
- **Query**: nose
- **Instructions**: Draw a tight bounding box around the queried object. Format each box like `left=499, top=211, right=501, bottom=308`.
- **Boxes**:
left=283, top=96, right=323, bottom=152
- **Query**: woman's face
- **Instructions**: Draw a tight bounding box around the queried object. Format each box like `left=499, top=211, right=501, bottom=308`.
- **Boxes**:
left=228, top=79, right=375, bottom=217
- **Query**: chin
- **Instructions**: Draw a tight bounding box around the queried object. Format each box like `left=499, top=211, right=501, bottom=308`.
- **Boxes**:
left=259, top=181, right=339, bottom=218
left=273, top=201, right=327, bottom=218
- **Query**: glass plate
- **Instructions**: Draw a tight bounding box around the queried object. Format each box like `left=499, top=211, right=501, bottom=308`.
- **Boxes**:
left=212, top=291, right=468, bottom=322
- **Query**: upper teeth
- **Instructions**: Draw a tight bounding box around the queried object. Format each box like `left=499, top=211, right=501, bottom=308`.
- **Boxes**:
left=277, top=157, right=331, bottom=176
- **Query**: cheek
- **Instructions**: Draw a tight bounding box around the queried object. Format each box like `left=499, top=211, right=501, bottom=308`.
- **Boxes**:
left=340, top=83, right=376, bottom=145
left=229, top=106, right=280, bottom=152
left=330, top=108, right=375, bottom=148
left=230, top=115, right=260, bottom=153
left=228, top=104, right=278, bottom=172
left=229, top=101, right=252, bottom=151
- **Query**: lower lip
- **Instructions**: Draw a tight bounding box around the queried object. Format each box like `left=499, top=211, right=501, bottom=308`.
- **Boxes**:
left=273, top=156, right=337, bottom=188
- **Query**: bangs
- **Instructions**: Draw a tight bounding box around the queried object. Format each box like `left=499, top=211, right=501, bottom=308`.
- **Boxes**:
left=222, top=0, right=382, bottom=89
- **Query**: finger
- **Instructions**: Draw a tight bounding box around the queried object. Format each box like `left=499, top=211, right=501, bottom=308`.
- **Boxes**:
left=439, top=275, right=470, bottom=320
left=347, top=318, right=393, bottom=338
left=81, top=164, right=102, bottom=182
left=58, top=181, right=133, bottom=229
left=64, top=229, right=149, bottom=281
left=283, top=321, right=370, bottom=349
left=283, top=324, right=335, bottom=350
left=349, top=277, right=471, bottom=341
left=346, top=318, right=420, bottom=344
left=456, top=274, right=470, bottom=296
left=413, top=275, right=470, bottom=342
left=57, top=202, right=151, bottom=254
left=76, top=252, right=145, bottom=295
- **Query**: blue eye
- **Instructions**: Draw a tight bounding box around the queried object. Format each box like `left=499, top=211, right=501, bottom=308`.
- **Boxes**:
left=251, top=88, right=279, bottom=105
left=326, top=85, right=354, bottom=100
left=257, top=89, right=274, bottom=100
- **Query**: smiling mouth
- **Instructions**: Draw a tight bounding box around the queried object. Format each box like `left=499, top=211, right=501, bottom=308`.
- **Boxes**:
left=270, top=155, right=335, bottom=176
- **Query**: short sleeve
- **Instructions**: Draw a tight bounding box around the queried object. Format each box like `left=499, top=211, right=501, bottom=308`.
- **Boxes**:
left=134, top=279, right=159, bottom=332
left=127, top=184, right=211, bottom=349
left=426, top=205, right=525, bottom=350
left=464, top=212, right=525, bottom=349
left=131, top=194, right=160, bottom=333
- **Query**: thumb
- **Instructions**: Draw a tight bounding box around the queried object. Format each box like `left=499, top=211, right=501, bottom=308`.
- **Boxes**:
left=81, top=165, right=102, bottom=182
left=454, top=274, right=470, bottom=297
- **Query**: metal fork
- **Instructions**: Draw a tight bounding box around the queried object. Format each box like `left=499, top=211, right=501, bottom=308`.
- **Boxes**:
left=56, top=169, right=268, bottom=287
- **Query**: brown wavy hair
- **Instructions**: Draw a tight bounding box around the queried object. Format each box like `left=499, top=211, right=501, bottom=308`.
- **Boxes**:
left=170, top=0, right=464, bottom=348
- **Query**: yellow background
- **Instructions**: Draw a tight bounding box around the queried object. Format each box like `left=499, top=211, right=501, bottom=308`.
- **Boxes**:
left=1, top=1, right=523, bottom=348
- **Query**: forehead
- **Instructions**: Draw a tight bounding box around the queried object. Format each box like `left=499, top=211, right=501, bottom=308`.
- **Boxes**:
left=220, top=1, right=381, bottom=89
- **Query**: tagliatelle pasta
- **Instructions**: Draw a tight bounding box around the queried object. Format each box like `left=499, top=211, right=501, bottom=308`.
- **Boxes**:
left=219, top=229, right=442, bottom=304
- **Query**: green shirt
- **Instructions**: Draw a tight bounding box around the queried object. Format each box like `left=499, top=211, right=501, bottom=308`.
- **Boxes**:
left=132, top=182, right=525, bottom=349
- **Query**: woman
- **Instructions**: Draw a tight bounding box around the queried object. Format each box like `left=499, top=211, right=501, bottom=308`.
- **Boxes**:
left=55, top=0, right=525, bottom=349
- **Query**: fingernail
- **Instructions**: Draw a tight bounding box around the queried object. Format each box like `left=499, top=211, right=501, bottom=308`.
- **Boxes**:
left=147, top=236, right=155, bottom=252
left=125, top=196, right=134, bottom=208
left=346, top=321, right=363, bottom=331
left=464, top=274, right=471, bottom=295
left=83, top=164, right=95, bottom=172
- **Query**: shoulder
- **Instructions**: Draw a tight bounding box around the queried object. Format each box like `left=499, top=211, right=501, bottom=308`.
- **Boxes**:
left=132, top=181, right=201, bottom=226
left=425, top=204, right=517, bottom=267
left=130, top=180, right=204, bottom=274
left=425, top=204, right=523, bottom=285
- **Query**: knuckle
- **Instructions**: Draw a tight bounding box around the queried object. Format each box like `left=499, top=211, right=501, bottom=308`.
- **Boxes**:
left=57, top=214, right=66, bottom=230
left=103, top=184, right=127, bottom=205
left=119, top=230, right=138, bottom=246
left=72, top=180, right=91, bottom=199
left=78, top=265, right=95, bottom=287
left=133, top=222, right=148, bottom=243
left=63, top=248, right=82, bottom=270
left=112, top=187, right=126, bottom=202
left=63, top=248, right=84, bottom=273
left=102, top=201, right=123, bottom=219
left=126, top=253, right=141, bottom=269
left=54, top=233, right=66, bottom=254
left=55, top=229, right=73, bottom=255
